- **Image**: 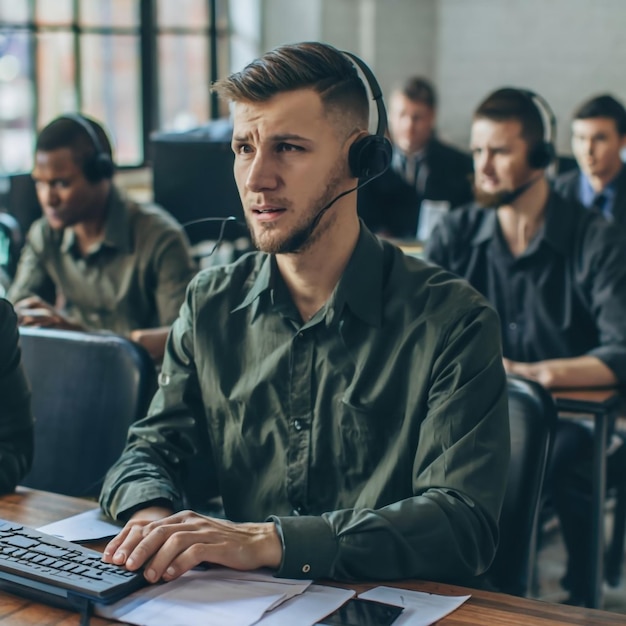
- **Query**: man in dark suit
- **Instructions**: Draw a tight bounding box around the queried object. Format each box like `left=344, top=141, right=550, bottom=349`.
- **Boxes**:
left=358, top=76, right=473, bottom=240
left=554, top=94, right=626, bottom=224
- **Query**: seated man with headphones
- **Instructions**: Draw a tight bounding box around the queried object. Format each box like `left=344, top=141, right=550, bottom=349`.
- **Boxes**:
left=425, top=88, right=626, bottom=605
left=99, top=42, right=510, bottom=587
left=7, top=114, right=197, bottom=359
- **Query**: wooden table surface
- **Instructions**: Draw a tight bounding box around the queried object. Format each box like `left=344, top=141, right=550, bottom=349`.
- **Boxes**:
left=0, top=487, right=623, bottom=625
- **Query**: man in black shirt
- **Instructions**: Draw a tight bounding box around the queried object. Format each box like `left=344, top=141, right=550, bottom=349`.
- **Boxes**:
left=357, top=77, right=473, bottom=240
left=425, top=87, right=626, bottom=606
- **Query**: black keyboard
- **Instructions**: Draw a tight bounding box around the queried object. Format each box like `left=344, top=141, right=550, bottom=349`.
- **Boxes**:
left=0, top=518, right=146, bottom=610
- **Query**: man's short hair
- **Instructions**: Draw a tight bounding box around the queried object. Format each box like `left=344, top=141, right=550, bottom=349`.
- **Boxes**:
left=473, top=87, right=545, bottom=153
left=212, top=41, right=370, bottom=131
left=396, top=76, right=436, bottom=110
left=36, top=115, right=114, bottom=178
left=573, top=94, right=626, bottom=136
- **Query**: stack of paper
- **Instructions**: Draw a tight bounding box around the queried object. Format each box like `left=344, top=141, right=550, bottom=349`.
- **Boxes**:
left=95, top=568, right=352, bottom=626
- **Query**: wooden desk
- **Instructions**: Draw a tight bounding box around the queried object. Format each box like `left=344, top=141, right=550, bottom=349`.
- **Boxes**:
left=0, top=488, right=623, bottom=625
left=552, top=387, right=622, bottom=609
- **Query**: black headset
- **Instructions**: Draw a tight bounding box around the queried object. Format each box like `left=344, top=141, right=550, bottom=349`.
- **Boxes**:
left=515, top=88, right=557, bottom=169
left=59, top=113, right=115, bottom=182
left=341, top=51, right=392, bottom=180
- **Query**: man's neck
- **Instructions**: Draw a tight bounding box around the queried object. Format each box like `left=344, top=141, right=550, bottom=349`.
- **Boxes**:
left=497, top=176, right=550, bottom=257
left=585, top=160, right=623, bottom=193
left=276, top=211, right=360, bottom=323
left=72, top=185, right=111, bottom=255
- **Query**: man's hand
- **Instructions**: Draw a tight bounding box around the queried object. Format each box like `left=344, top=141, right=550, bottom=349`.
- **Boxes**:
left=503, top=355, right=617, bottom=389
left=102, top=509, right=283, bottom=584
left=13, top=296, right=83, bottom=331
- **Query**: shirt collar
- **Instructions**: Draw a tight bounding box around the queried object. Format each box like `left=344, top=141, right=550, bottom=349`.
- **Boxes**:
left=232, top=223, right=385, bottom=328
left=578, top=169, right=619, bottom=209
left=470, top=192, right=573, bottom=256
left=232, top=253, right=273, bottom=318
left=331, top=224, right=384, bottom=328
left=60, top=186, right=132, bottom=255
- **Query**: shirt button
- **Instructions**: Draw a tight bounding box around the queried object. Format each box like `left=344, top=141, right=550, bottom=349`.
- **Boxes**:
left=508, top=322, right=517, bottom=331
left=159, top=372, right=171, bottom=386
left=302, top=564, right=311, bottom=574
left=293, top=419, right=303, bottom=431
left=298, top=332, right=304, bottom=339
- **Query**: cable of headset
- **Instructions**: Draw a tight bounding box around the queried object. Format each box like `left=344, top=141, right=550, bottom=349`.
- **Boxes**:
left=181, top=216, right=246, bottom=260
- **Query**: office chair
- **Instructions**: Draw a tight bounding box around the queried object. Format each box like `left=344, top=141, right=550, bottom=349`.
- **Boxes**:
left=484, top=374, right=557, bottom=596
left=18, top=327, right=157, bottom=498
left=0, top=211, right=22, bottom=279
left=605, top=430, right=626, bottom=587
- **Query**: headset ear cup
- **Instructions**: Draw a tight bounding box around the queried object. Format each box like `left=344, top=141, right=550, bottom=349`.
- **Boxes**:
left=528, top=141, right=555, bottom=169
left=348, top=135, right=392, bottom=179
left=83, top=153, right=115, bottom=183
left=95, top=153, right=115, bottom=179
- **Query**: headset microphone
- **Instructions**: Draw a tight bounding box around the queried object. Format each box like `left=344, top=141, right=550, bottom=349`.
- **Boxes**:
left=496, top=174, right=544, bottom=206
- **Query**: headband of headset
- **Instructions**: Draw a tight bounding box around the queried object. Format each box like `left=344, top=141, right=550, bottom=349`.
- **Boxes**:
left=59, top=113, right=115, bottom=182
left=341, top=51, right=392, bottom=180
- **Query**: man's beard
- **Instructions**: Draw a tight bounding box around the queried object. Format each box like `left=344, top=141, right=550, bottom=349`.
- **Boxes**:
left=472, top=175, right=541, bottom=208
left=246, top=172, right=345, bottom=255
left=473, top=184, right=513, bottom=208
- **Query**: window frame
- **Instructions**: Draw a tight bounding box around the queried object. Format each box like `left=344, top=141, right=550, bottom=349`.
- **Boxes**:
left=0, top=0, right=228, bottom=171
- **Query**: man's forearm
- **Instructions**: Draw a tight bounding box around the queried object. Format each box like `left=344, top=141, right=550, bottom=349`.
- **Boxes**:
left=504, top=355, right=618, bottom=388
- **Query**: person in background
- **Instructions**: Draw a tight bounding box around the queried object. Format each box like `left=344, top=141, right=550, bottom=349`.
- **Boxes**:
left=99, top=42, right=509, bottom=589
left=425, top=87, right=626, bottom=606
left=357, top=76, right=473, bottom=240
left=0, top=298, right=33, bottom=492
left=7, top=114, right=197, bottom=360
left=554, top=94, right=626, bottom=224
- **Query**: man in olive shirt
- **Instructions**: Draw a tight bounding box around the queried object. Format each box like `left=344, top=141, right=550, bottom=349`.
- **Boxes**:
left=8, top=114, right=196, bottom=356
left=0, top=298, right=33, bottom=493
left=100, top=42, right=509, bottom=586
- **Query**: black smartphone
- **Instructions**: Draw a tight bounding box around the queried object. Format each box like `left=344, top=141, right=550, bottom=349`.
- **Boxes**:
left=315, top=597, right=404, bottom=626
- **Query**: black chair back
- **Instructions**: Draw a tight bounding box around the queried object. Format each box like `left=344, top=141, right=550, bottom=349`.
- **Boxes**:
left=18, top=327, right=157, bottom=498
left=486, top=374, right=557, bottom=596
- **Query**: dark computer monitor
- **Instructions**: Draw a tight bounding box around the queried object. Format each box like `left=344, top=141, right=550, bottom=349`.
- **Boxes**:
left=150, top=123, right=246, bottom=245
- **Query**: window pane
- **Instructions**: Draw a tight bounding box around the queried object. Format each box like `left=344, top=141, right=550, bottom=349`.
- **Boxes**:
left=158, top=34, right=209, bottom=130
left=37, top=32, right=76, bottom=127
left=0, top=30, right=34, bottom=172
left=80, top=34, right=141, bottom=165
left=80, top=0, right=139, bottom=28
left=0, top=0, right=28, bottom=22
left=36, top=0, right=72, bottom=25
left=157, top=0, right=208, bottom=28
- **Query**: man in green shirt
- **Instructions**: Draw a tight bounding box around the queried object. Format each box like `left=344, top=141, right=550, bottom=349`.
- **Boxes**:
left=7, top=114, right=196, bottom=358
left=99, top=42, right=509, bottom=586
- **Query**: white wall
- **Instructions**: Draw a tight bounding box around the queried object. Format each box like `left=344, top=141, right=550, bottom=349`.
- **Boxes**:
left=251, top=0, right=626, bottom=155
left=436, top=0, right=626, bottom=154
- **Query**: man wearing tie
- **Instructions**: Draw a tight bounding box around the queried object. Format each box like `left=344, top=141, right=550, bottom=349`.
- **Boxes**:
left=554, top=94, right=626, bottom=224
left=357, top=77, right=473, bottom=240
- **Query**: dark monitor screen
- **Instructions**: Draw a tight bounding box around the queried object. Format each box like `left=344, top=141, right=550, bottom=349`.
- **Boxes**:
left=151, top=124, right=246, bottom=245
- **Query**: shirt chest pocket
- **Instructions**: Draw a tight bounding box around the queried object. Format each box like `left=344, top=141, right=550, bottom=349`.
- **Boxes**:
left=334, top=395, right=394, bottom=484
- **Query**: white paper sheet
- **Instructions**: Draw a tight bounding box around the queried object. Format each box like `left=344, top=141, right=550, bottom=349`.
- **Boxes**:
left=254, top=584, right=355, bottom=625
left=95, top=567, right=312, bottom=626
left=37, top=508, right=122, bottom=541
left=358, top=585, right=470, bottom=626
